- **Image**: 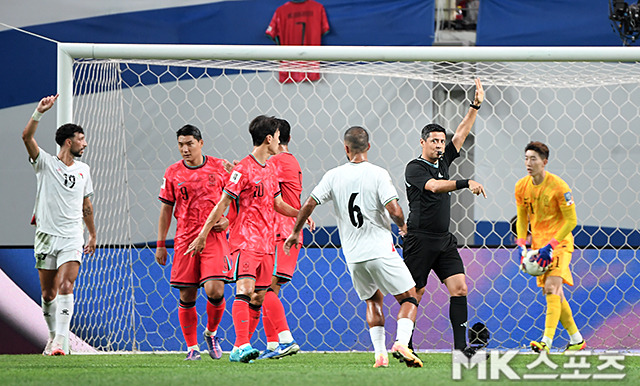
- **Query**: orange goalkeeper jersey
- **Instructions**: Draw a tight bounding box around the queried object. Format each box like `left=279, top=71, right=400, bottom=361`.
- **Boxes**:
left=515, top=171, right=575, bottom=251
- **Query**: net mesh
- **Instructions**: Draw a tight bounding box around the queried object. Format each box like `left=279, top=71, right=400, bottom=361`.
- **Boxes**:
left=70, top=56, right=640, bottom=352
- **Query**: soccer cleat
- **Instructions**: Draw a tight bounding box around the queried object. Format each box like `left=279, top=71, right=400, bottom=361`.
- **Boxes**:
left=373, top=354, right=389, bottom=368
left=565, top=340, right=586, bottom=352
left=256, top=349, right=275, bottom=360
left=229, top=345, right=260, bottom=363
left=42, top=339, right=53, bottom=356
left=260, top=341, right=300, bottom=359
left=391, top=342, right=423, bottom=368
left=530, top=341, right=550, bottom=354
left=184, top=350, right=201, bottom=361
left=203, top=332, right=223, bottom=360
left=49, top=341, right=66, bottom=356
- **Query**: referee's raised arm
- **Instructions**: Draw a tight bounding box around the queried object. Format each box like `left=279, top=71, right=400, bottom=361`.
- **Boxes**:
left=452, top=78, right=484, bottom=152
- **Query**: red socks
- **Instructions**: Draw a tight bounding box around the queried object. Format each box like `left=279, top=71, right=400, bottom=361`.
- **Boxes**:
left=178, top=301, right=198, bottom=347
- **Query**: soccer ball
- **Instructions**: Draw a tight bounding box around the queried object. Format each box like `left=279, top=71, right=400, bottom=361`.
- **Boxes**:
left=521, top=249, right=548, bottom=276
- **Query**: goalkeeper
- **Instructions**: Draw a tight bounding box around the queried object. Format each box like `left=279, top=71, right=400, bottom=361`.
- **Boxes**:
left=515, top=141, right=585, bottom=353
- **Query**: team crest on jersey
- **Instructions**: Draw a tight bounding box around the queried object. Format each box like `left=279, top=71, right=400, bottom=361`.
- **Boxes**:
left=208, top=174, right=217, bottom=186
left=564, top=192, right=574, bottom=206
left=161, top=177, right=166, bottom=189
left=230, top=170, right=242, bottom=184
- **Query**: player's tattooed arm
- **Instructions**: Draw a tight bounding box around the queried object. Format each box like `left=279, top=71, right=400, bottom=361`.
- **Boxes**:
left=83, top=197, right=97, bottom=255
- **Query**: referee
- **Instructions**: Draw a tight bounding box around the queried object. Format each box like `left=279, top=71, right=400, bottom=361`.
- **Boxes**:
left=402, top=78, right=486, bottom=358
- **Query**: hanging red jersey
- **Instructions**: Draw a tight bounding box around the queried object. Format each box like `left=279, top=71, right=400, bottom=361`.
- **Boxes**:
left=266, top=0, right=330, bottom=83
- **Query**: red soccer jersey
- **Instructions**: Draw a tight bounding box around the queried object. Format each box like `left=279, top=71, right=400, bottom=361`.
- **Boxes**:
left=158, top=156, right=229, bottom=248
left=223, top=154, right=281, bottom=254
left=270, top=152, right=303, bottom=241
left=266, top=0, right=330, bottom=83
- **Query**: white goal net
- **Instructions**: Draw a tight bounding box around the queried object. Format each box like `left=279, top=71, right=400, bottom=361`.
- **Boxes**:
left=62, top=44, right=640, bottom=352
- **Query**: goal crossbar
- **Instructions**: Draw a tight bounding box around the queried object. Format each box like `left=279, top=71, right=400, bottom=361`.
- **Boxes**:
left=56, top=43, right=640, bottom=127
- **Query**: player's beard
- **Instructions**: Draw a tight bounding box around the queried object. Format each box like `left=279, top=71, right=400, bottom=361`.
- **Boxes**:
left=71, top=148, right=84, bottom=157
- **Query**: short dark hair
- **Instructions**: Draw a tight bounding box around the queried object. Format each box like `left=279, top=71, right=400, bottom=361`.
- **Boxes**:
left=176, top=124, right=202, bottom=141
left=276, top=118, right=291, bottom=145
left=421, top=123, right=446, bottom=140
left=55, top=123, right=84, bottom=146
left=344, top=126, right=369, bottom=153
left=525, top=141, right=549, bottom=160
left=249, top=115, right=279, bottom=146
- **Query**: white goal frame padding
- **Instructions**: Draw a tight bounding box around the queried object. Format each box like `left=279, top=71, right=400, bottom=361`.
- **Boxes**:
left=57, top=43, right=640, bottom=127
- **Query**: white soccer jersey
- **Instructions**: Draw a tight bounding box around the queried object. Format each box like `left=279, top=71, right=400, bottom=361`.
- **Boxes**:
left=310, top=161, right=399, bottom=264
left=31, top=148, right=94, bottom=238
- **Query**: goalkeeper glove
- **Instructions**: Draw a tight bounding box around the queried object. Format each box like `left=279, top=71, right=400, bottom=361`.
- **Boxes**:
left=516, top=238, right=527, bottom=265
left=537, top=239, right=559, bottom=268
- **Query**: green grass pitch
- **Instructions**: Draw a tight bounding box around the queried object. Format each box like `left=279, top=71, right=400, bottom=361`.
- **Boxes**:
left=1, top=352, right=639, bottom=385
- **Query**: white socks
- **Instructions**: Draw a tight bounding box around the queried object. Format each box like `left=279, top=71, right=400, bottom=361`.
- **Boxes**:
left=570, top=331, right=584, bottom=345
left=41, top=296, right=57, bottom=340
left=54, top=294, right=73, bottom=346
left=395, top=318, right=414, bottom=347
left=369, top=326, right=386, bottom=355
left=278, top=330, right=294, bottom=344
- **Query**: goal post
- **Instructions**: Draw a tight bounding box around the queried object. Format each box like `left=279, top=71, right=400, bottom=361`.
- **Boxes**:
left=57, top=43, right=640, bottom=352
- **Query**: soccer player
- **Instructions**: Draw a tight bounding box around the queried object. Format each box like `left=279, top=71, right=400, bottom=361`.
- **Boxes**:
left=284, top=126, right=423, bottom=368
left=156, top=124, right=233, bottom=361
left=403, top=78, right=486, bottom=358
left=22, top=94, right=96, bottom=356
left=515, top=141, right=585, bottom=353
left=257, top=118, right=302, bottom=359
left=186, top=115, right=313, bottom=363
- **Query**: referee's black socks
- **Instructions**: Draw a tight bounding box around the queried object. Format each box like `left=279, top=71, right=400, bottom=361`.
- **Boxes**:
left=450, top=295, right=468, bottom=350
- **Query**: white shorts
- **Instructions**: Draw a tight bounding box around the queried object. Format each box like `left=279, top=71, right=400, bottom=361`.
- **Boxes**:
left=347, top=254, right=416, bottom=301
left=34, top=231, right=84, bottom=270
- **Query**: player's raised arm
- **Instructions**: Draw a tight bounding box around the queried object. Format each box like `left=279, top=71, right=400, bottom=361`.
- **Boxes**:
left=22, top=94, right=59, bottom=161
left=284, top=196, right=318, bottom=255
left=186, top=194, right=232, bottom=256
left=451, top=79, right=483, bottom=152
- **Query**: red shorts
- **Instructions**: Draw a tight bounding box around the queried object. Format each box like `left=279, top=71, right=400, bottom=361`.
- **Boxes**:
left=231, top=249, right=274, bottom=290
left=274, top=238, right=301, bottom=284
left=171, top=233, right=232, bottom=287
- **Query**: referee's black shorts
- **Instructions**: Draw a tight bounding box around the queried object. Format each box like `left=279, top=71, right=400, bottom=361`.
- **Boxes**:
left=402, top=231, right=465, bottom=289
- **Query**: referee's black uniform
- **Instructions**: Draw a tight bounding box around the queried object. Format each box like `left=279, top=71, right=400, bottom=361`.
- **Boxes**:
left=403, top=141, right=465, bottom=288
